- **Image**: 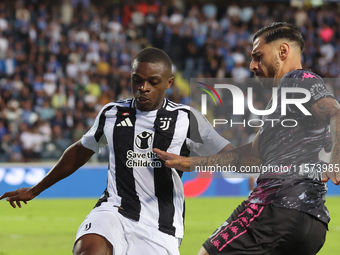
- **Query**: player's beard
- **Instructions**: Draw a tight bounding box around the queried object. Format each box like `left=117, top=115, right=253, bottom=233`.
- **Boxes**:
left=259, top=56, right=280, bottom=89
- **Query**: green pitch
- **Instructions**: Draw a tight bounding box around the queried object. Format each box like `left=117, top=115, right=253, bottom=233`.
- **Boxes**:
left=1, top=197, right=340, bottom=255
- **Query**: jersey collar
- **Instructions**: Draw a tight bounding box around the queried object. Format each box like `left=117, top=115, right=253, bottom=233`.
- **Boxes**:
left=131, top=98, right=168, bottom=110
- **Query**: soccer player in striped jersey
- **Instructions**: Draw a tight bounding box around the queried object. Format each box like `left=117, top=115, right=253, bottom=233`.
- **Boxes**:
left=0, top=47, right=233, bottom=255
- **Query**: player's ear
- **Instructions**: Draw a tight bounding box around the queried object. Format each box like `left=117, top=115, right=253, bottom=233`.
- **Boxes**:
left=166, top=75, right=174, bottom=89
left=279, top=43, right=289, bottom=61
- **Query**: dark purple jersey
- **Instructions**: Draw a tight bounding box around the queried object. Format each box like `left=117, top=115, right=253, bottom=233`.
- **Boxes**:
left=248, top=69, right=335, bottom=224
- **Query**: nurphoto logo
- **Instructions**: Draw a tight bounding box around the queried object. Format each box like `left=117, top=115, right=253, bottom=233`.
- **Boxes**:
left=194, top=78, right=312, bottom=128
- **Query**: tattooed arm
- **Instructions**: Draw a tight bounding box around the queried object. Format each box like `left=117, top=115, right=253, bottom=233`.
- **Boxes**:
left=312, top=97, right=340, bottom=184
left=311, top=97, right=340, bottom=185
left=153, top=133, right=260, bottom=172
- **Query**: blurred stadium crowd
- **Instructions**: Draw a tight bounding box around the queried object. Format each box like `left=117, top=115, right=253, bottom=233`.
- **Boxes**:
left=0, top=0, right=340, bottom=162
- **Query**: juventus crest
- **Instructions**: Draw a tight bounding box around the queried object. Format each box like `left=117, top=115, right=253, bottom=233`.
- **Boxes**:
left=160, top=117, right=172, bottom=131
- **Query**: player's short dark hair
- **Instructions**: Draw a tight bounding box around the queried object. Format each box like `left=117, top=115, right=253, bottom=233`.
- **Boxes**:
left=253, top=22, right=304, bottom=52
left=132, top=47, right=172, bottom=74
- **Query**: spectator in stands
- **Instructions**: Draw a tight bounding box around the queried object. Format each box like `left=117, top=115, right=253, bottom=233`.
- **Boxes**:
left=0, top=0, right=340, bottom=162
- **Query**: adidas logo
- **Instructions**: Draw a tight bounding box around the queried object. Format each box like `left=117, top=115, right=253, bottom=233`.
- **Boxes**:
left=117, top=118, right=133, bottom=127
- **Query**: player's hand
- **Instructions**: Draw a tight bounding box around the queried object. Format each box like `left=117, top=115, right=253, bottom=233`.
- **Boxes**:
left=0, top=187, right=36, bottom=208
left=322, top=165, right=340, bottom=185
left=153, top=148, right=191, bottom=172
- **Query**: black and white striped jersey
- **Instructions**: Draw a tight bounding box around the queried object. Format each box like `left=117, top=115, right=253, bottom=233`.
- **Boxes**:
left=81, top=98, right=230, bottom=238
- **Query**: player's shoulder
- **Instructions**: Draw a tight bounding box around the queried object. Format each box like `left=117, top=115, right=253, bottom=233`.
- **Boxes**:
left=280, top=69, right=325, bottom=89
left=164, top=99, right=191, bottom=112
left=165, top=99, right=206, bottom=116
left=113, top=98, right=134, bottom=107
left=101, top=99, right=133, bottom=110
left=284, top=69, right=323, bottom=82
left=164, top=99, right=210, bottom=124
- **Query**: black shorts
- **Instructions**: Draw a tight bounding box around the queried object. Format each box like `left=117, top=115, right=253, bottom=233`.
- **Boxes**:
left=203, top=201, right=327, bottom=255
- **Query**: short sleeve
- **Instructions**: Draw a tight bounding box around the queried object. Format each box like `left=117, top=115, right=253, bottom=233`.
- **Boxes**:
left=186, top=107, right=230, bottom=156
left=81, top=107, right=108, bottom=153
left=289, top=71, right=334, bottom=111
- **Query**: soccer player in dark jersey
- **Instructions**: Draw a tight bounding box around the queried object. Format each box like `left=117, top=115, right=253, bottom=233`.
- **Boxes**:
left=0, top=48, right=234, bottom=255
left=155, top=22, right=340, bottom=255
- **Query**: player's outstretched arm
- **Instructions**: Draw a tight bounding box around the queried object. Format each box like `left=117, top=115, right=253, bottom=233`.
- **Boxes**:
left=0, top=140, right=95, bottom=208
left=153, top=148, right=191, bottom=171
left=311, top=97, right=340, bottom=185
left=154, top=139, right=260, bottom=172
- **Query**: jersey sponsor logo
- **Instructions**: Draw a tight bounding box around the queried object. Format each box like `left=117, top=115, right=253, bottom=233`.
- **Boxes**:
left=301, top=72, right=317, bottom=81
left=84, top=223, right=91, bottom=231
left=135, top=131, right=153, bottom=150
left=160, top=117, right=172, bottom=131
left=126, top=131, right=162, bottom=168
left=126, top=150, right=161, bottom=168
left=117, top=117, right=133, bottom=127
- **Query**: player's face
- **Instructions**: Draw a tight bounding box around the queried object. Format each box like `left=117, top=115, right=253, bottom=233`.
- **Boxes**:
left=249, top=36, right=280, bottom=88
left=131, top=61, right=173, bottom=111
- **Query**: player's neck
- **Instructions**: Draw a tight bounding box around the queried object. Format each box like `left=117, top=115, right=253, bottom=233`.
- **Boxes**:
left=275, top=60, right=303, bottom=84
